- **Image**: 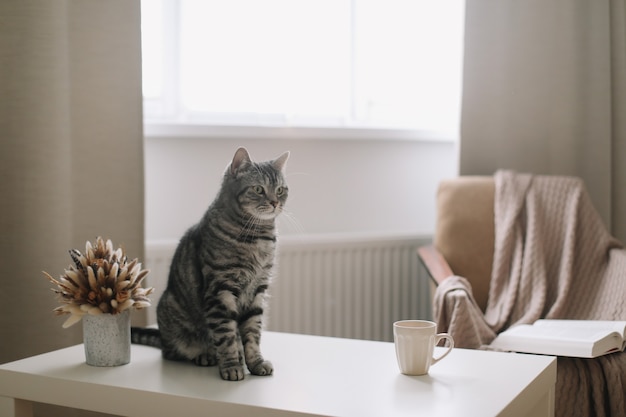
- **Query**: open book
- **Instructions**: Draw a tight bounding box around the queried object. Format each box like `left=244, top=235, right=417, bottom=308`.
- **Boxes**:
left=489, top=320, right=626, bottom=358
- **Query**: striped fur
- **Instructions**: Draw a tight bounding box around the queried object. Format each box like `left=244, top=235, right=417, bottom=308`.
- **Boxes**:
left=132, top=147, right=289, bottom=381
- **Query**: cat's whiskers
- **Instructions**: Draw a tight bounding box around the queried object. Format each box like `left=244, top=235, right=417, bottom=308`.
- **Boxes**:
left=239, top=214, right=259, bottom=240
left=278, top=209, right=305, bottom=234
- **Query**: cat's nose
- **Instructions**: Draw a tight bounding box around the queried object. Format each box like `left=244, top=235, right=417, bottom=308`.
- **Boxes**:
left=270, top=201, right=279, bottom=208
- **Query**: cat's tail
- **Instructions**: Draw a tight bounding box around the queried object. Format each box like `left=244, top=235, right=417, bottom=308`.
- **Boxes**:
left=131, top=327, right=162, bottom=349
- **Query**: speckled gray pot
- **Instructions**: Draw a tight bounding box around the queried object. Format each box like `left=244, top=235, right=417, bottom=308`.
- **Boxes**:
left=83, top=310, right=131, bottom=366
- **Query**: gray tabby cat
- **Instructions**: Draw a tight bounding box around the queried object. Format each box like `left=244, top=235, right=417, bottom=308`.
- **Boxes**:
left=132, top=147, right=289, bottom=381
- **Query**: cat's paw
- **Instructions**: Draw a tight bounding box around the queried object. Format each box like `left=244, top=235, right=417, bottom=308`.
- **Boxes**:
left=220, top=365, right=245, bottom=381
left=248, top=360, right=273, bottom=376
left=194, top=353, right=217, bottom=367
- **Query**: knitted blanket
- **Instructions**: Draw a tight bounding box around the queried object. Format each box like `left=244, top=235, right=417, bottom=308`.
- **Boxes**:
left=433, top=171, right=626, bottom=417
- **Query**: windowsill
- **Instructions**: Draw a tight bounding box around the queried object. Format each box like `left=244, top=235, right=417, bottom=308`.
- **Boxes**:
left=143, top=122, right=458, bottom=143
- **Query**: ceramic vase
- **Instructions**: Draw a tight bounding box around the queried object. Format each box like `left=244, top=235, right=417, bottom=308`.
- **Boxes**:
left=82, top=309, right=131, bottom=366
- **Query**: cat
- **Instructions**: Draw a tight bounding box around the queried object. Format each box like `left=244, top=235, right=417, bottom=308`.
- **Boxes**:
left=132, top=147, right=289, bottom=381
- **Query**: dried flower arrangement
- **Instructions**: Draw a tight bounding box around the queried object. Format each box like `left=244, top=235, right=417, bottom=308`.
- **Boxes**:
left=44, top=237, right=154, bottom=328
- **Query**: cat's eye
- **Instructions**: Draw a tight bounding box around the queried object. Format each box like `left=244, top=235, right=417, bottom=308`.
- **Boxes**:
left=254, top=185, right=264, bottom=195
left=276, top=187, right=284, bottom=196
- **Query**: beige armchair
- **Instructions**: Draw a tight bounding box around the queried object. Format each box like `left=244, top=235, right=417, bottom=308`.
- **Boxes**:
left=418, top=173, right=626, bottom=417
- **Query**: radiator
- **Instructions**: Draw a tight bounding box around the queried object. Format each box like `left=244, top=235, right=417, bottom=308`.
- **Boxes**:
left=145, top=233, right=433, bottom=342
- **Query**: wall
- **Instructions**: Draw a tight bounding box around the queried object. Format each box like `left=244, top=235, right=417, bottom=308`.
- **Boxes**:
left=144, top=136, right=458, bottom=241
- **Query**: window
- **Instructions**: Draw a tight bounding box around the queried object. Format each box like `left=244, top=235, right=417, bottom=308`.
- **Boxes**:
left=141, top=0, right=465, bottom=140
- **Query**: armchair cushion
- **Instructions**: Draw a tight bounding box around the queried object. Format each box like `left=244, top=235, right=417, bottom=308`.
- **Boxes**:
left=435, top=176, right=494, bottom=311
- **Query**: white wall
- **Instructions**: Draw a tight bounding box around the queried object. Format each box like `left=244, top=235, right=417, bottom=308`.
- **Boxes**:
left=144, top=136, right=458, bottom=241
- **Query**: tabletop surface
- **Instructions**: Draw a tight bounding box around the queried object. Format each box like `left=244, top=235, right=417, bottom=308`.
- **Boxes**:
left=0, top=331, right=556, bottom=417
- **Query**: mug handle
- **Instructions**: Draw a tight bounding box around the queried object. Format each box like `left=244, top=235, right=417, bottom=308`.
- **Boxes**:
left=431, top=333, right=454, bottom=365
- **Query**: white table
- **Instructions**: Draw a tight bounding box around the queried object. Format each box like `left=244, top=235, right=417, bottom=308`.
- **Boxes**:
left=0, top=332, right=555, bottom=417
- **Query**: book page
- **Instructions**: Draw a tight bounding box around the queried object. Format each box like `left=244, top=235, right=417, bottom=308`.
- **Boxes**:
left=533, top=320, right=626, bottom=338
left=504, top=325, right=609, bottom=343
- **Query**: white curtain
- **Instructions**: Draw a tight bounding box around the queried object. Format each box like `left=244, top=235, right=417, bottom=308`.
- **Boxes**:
left=460, top=0, right=626, bottom=243
left=0, top=0, right=145, bottom=372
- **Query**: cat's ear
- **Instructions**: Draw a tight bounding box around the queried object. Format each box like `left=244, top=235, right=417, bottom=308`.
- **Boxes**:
left=230, top=147, right=252, bottom=175
left=272, top=151, right=290, bottom=172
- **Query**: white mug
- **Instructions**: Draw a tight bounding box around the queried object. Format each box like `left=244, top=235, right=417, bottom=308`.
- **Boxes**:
left=393, top=320, right=454, bottom=375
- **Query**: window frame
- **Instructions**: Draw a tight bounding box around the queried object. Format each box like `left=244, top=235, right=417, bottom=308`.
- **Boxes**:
left=141, top=0, right=462, bottom=143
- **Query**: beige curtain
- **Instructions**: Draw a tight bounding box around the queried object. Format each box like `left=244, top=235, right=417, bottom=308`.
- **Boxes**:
left=460, top=0, right=626, bottom=243
left=0, top=0, right=145, bottom=372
